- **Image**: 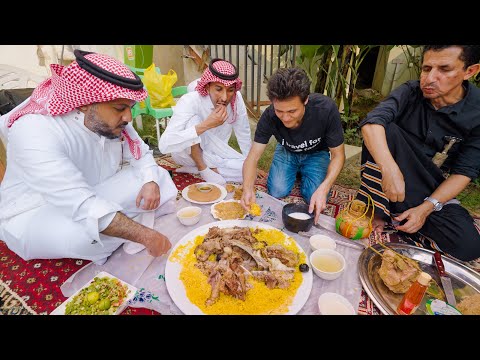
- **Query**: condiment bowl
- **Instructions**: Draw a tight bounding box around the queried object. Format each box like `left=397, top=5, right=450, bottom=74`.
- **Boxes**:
left=309, top=249, right=345, bottom=280
left=281, top=203, right=314, bottom=233
left=318, top=292, right=356, bottom=315
left=196, top=184, right=213, bottom=193
left=309, top=234, right=336, bottom=251
left=176, top=206, right=202, bottom=226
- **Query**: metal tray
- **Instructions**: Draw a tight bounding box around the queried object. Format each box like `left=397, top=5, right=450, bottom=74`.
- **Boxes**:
left=358, top=243, right=480, bottom=315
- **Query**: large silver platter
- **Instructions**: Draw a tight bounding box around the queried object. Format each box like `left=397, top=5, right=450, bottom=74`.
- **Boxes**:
left=358, top=243, right=480, bottom=315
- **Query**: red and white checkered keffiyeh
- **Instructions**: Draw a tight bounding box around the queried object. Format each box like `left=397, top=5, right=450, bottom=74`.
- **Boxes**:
left=195, top=60, right=242, bottom=123
left=8, top=52, right=148, bottom=159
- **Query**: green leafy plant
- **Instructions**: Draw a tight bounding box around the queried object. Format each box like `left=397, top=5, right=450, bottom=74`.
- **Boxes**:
left=132, top=114, right=163, bottom=148
left=297, top=45, right=394, bottom=117
left=398, top=45, right=423, bottom=78
left=340, top=113, right=362, bottom=146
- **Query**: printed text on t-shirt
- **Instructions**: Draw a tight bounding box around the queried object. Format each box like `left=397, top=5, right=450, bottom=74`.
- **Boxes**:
left=281, top=137, right=322, bottom=152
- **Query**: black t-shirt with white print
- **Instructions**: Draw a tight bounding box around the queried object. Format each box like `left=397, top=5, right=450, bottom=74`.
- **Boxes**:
left=254, top=93, right=344, bottom=154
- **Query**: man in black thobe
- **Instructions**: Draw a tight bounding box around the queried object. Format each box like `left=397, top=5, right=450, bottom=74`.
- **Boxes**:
left=357, top=45, right=480, bottom=264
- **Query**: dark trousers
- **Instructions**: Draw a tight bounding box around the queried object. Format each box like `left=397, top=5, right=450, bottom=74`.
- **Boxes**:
left=357, top=123, right=480, bottom=261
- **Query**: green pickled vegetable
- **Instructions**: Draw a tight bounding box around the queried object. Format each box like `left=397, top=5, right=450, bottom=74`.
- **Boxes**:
left=64, top=276, right=129, bottom=315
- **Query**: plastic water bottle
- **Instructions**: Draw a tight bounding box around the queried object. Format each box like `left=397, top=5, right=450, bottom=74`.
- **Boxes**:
left=396, top=272, right=432, bottom=315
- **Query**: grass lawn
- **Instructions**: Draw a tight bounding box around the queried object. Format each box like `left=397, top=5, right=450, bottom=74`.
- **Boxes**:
left=457, top=183, right=480, bottom=217
left=228, top=127, right=277, bottom=172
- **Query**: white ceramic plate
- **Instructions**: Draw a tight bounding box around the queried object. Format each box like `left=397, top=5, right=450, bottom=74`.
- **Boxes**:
left=50, top=271, right=137, bottom=315
left=181, top=182, right=227, bottom=205
left=165, top=220, right=313, bottom=315
left=210, top=199, right=247, bottom=220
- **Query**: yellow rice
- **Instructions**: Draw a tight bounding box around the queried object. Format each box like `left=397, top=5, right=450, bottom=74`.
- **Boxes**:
left=170, top=228, right=305, bottom=314
left=249, top=203, right=262, bottom=216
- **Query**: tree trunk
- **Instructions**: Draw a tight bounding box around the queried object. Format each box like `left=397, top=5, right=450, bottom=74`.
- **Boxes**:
left=314, top=49, right=331, bottom=94
left=347, top=51, right=358, bottom=118
left=335, top=45, right=353, bottom=110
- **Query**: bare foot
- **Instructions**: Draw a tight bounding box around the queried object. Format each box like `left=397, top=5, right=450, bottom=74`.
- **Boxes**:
left=372, top=216, right=386, bottom=234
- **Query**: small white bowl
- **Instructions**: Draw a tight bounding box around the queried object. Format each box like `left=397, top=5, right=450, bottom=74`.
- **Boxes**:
left=318, top=292, right=356, bottom=315
left=309, top=249, right=346, bottom=280
left=309, top=234, right=336, bottom=251
left=196, top=184, right=213, bottom=193
left=176, top=206, right=202, bottom=226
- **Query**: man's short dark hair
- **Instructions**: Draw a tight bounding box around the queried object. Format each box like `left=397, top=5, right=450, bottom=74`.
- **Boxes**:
left=422, top=45, right=480, bottom=69
left=266, top=67, right=311, bottom=103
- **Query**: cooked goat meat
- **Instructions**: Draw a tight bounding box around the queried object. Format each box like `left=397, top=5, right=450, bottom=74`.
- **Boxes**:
left=378, top=249, right=421, bottom=294
left=194, top=226, right=300, bottom=306
left=252, top=270, right=295, bottom=289
left=228, top=253, right=245, bottom=271
left=263, top=244, right=299, bottom=267
left=223, top=226, right=257, bottom=244
left=205, top=226, right=223, bottom=239
left=195, top=236, right=224, bottom=262
left=195, top=261, right=217, bottom=275
left=206, top=270, right=222, bottom=306
left=269, top=257, right=295, bottom=272
left=240, top=258, right=258, bottom=272
left=457, top=294, right=480, bottom=315
left=229, top=239, right=270, bottom=269
left=194, top=246, right=211, bottom=262
left=220, top=266, right=248, bottom=301
left=231, top=246, right=248, bottom=258
left=205, top=259, right=249, bottom=306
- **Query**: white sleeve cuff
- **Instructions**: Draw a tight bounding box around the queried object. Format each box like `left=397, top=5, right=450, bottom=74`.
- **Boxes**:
left=85, top=197, right=123, bottom=246
left=98, top=212, right=118, bottom=232
left=140, top=165, right=160, bottom=186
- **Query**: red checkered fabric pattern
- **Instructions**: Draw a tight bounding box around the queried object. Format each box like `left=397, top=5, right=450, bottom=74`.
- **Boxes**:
left=7, top=52, right=148, bottom=159
left=195, top=60, right=242, bottom=124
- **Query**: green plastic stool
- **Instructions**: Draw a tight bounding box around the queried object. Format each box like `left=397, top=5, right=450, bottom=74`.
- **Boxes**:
left=127, top=65, right=188, bottom=150
left=144, top=85, right=188, bottom=149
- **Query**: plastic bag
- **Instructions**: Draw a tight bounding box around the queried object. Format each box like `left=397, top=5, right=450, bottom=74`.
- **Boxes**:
left=142, top=63, right=177, bottom=109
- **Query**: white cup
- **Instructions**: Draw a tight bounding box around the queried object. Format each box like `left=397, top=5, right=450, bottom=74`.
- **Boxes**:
left=309, top=249, right=346, bottom=280
left=318, top=292, right=356, bottom=315
left=176, top=206, right=202, bottom=226
left=309, top=234, right=336, bottom=251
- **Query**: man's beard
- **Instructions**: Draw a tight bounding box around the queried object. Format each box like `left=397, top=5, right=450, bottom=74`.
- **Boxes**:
left=86, top=107, right=125, bottom=139
left=93, top=125, right=122, bottom=139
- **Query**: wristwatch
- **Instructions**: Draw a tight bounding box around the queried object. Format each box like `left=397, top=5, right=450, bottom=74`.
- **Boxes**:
left=424, top=197, right=443, bottom=211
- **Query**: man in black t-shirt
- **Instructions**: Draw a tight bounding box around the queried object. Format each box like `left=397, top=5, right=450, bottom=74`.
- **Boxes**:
left=241, top=68, right=345, bottom=224
left=358, top=45, right=480, bottom=265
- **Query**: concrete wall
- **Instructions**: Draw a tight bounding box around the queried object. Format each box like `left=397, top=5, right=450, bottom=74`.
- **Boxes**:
left=372, top=45, right=421, bottom=96
left=182, top=45, right=205, bottom=86
left=153, top=45, right=186, bottom=86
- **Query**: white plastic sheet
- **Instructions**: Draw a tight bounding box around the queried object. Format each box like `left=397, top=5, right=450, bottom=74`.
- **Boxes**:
left=61, top=190, right=365, bottom=315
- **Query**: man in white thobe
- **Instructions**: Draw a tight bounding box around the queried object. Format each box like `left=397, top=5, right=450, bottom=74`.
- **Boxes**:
left=0, top=50, right=177, bottom=265
left=159, top=58, right=251, bottom=185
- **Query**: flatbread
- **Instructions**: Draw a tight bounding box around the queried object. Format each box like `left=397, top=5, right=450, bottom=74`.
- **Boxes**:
left=187, top=184, right=221, bottom=202
left=213, top=201, right=247, bottom=220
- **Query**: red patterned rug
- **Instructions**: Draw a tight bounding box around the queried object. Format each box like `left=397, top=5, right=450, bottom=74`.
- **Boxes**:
left=0, top=253, right=158, bottom=315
